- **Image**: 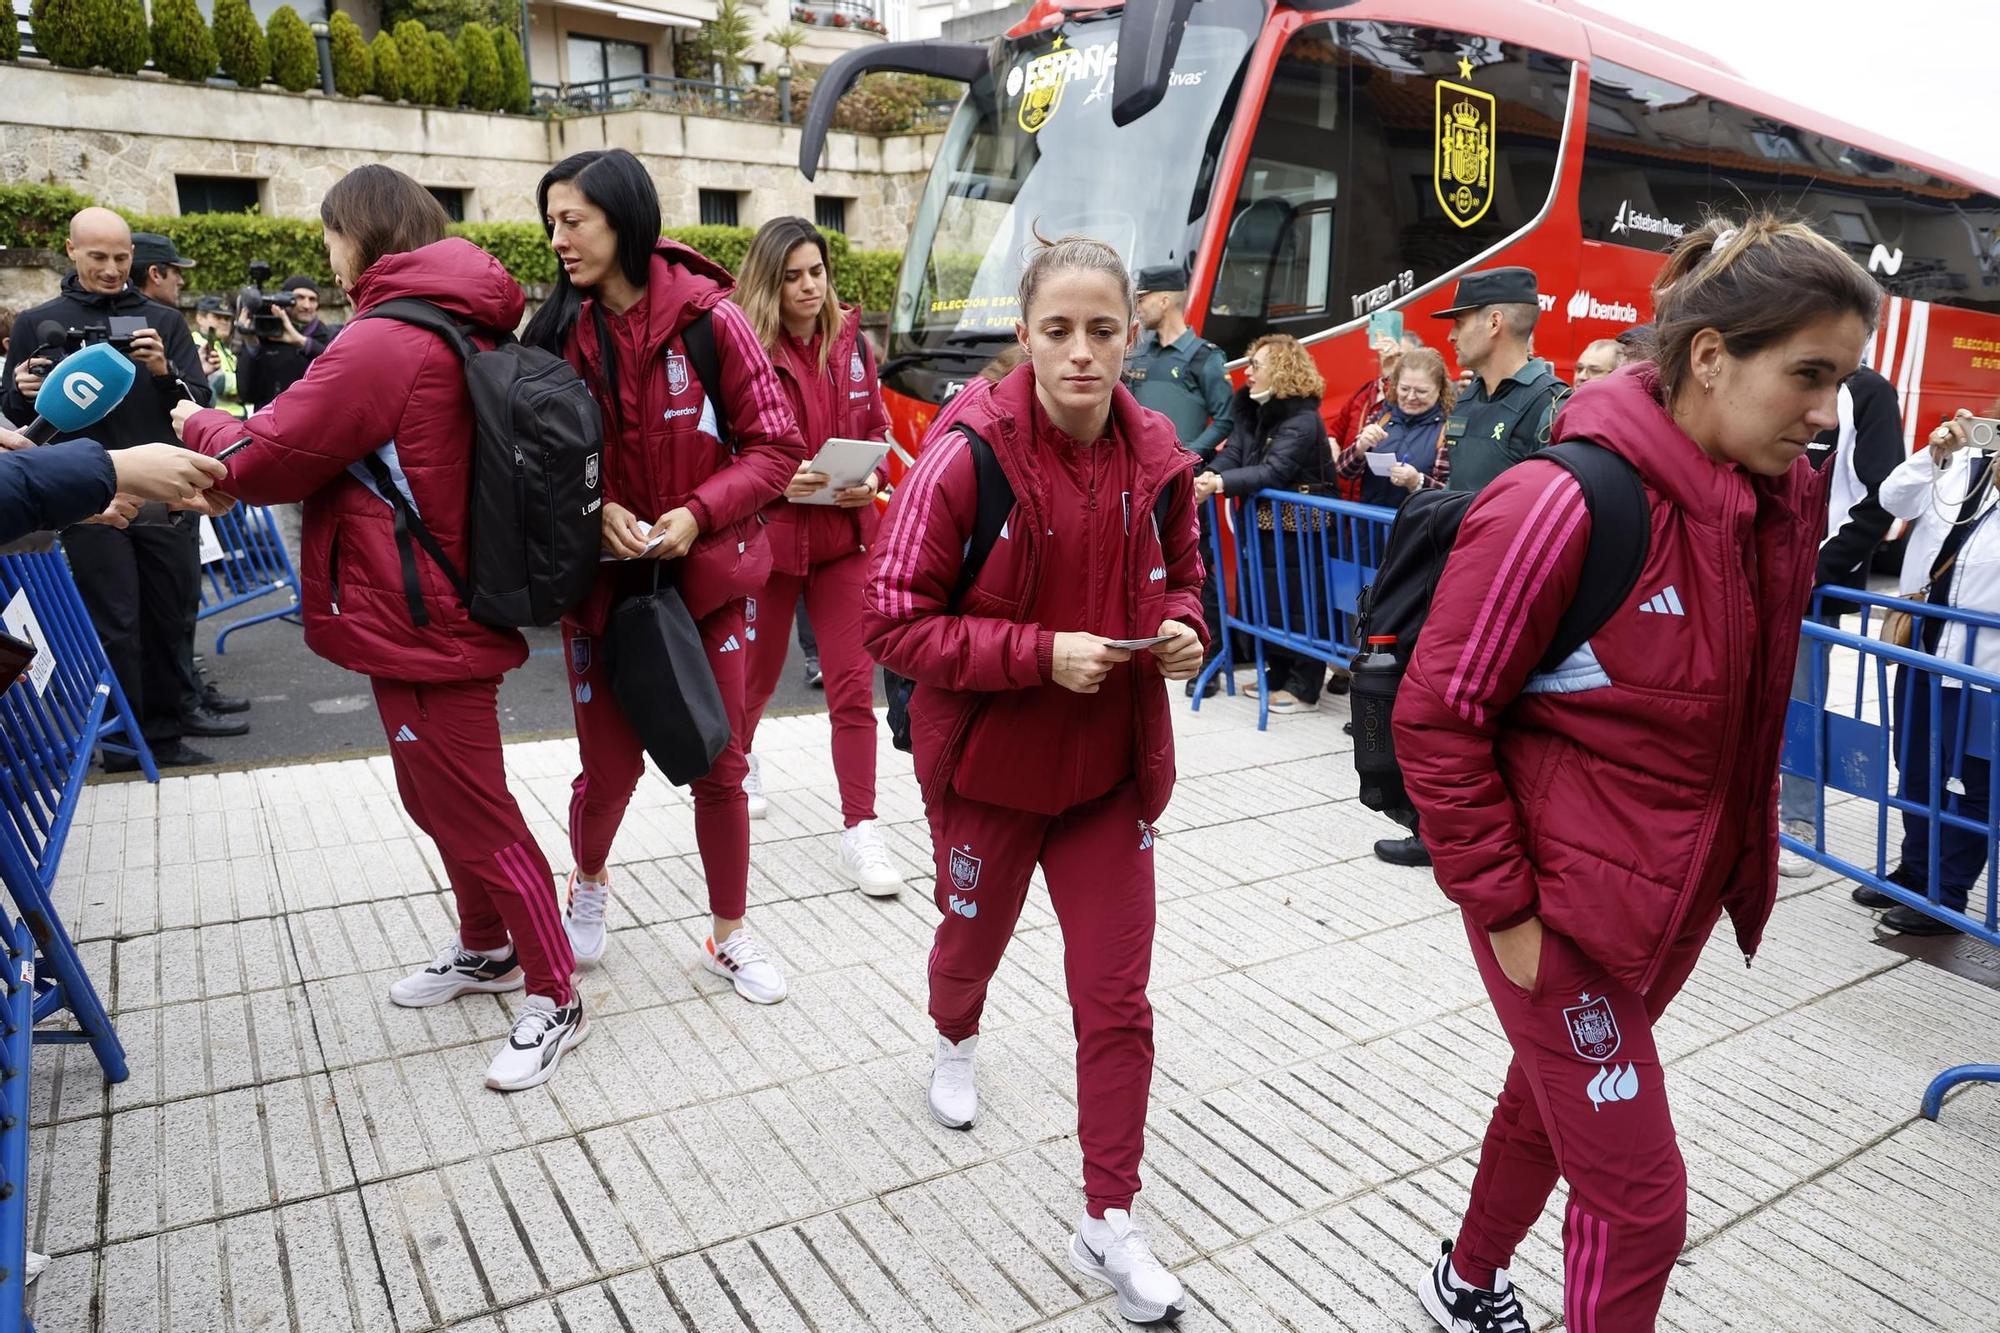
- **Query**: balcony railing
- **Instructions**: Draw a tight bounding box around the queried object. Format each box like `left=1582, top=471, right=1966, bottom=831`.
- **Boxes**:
left=533, top=73, right=763, bottom=116
left=533, top=71, right=955, bottom=129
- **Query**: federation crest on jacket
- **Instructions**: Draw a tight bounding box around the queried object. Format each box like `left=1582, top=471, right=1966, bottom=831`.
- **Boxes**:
left=850, top=350, right=866, bottom=384
left=1564, top=993, right=1622, bottom=1062
left=665, top=351, right=690, bottom=397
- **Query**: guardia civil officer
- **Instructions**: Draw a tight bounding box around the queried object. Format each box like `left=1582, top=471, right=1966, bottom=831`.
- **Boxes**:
left=1126, top=263, right=1231, bottom=695
left=1434, top=266, right=1568, bottom=496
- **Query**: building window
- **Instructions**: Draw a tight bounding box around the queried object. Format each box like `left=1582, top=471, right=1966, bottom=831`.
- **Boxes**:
left=176, top=176, right=263, bottom=215
left=814, top=196, right=849, bottom=235
left=698, top=189, right=741, bottom=228
left=566, top=33, right=648, bottom=105
left=427, top=187, right=469, bottom=222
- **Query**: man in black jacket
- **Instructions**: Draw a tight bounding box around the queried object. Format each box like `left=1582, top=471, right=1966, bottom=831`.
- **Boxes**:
left=133, top=233, right=252, bottom=740
left=1779, top=364, right=1904, bottom=874
left=1, top=208, right=216, bottom=769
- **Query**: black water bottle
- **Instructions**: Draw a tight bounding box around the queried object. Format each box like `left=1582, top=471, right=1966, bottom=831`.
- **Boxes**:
left=1350, top=634, right=1406, bottom=809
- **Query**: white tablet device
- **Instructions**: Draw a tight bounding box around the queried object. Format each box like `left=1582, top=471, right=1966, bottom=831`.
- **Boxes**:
left=792, top=438, right=892, bottom=505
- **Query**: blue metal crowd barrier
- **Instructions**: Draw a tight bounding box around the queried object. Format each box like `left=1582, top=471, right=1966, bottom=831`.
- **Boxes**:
left=0, top=550, right=133, bottom=1083
left=1783, top=586, right=2000, bottom=1120
left=1190, top=491, right=1396, bottom=727
left=195, top=504, right=302, bottom=654
left=0, top=919, right=33, bottom=1333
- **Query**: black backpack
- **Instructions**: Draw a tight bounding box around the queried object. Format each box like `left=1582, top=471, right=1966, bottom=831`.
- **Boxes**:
left=358, top=298, right=606, bottom=629
left=1351, top=440, right=1650, bottom=812
left=884, top=423, right=1180, bottom=752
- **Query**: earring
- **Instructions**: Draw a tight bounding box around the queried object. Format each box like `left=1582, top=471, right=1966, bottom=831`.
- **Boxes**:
left=1704, top=378, right=1714, bottom=393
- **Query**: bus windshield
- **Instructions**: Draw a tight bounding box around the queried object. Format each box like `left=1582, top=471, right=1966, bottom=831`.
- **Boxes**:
left=889, top=0, right=1260, bottom=384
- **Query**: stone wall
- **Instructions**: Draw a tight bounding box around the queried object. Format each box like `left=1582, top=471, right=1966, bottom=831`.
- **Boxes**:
left=0, top=63, right=940, bottom=251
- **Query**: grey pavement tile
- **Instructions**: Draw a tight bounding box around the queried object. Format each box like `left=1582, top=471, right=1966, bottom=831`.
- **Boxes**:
left=106, top=985, right=325, bottom=1118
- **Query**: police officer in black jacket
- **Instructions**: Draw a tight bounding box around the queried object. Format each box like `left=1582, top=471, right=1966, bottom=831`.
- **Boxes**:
left=0, top=208, right=216, bottom=769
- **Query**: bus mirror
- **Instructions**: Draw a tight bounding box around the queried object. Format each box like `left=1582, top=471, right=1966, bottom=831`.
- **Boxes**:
left=1111, top=0, right=1196, bottom=127
left=799, top=41, right=990, bottom=180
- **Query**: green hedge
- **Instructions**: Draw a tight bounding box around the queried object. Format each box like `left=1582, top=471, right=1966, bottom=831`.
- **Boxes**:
left=0, top=184, right=906, bottom=315
left=457, top=22, right=501, bottom=111
left=369, top=28, right=404, bottom=101
left=0, top=1, right=18, bottom=60
left=97, top=0, right=152, bottom=75
left=266, top=4, right=317, bottom=93
left=392, top=19, right=433, bottom=104
left=212, top=0, right=268, bottom=88
left=495, top=26, right=528, bottom=114
left=29, top=0, right=98, bottom=69
left=149, top=0, right=216, bottom=82
left=426, top=28, right=463, bottom=107
left=328, top=11, right=371, bottom=98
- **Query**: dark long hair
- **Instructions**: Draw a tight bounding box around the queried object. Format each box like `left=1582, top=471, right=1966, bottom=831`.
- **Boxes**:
left=522, top=150, right=661, bottom=419
left=320, top=165, right=450, bottom=284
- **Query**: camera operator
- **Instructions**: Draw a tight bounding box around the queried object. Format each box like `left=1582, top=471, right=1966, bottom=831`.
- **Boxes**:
left=237, top=272, right=335, bottom=411
left=0, top=207, right=217, bottom=770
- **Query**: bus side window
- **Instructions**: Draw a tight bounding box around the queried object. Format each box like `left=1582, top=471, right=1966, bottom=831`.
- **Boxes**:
left=1204, top=20, right=1570, bottom=359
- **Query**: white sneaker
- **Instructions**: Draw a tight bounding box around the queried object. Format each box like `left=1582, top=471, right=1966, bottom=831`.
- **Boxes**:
left=703, top=929, right=787, bottom=1004
left=564, top=870, right=610, bottom=967
left=929, top=1033, right=978, bottom=1129
left=1779, top=819, right=1815, bottom=879
left=744, top=753, right=769, bottom=820
left=484, top=994, right=589, bottom=1092
left=1417, top=1240, right=1530, bottom=1333
left=388, top=942, right=523, bottom=1008
left=839, top=820, right=906, bottom=897
left=1069, top=1208, right=1186, bottom=1325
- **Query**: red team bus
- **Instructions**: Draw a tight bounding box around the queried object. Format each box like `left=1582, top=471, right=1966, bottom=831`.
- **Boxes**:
left=801, top=0, right=2000, bottom=470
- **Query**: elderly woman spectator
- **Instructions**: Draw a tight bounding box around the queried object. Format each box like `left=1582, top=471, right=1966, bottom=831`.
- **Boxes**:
left=1335, top=345, right=1456, bottom=507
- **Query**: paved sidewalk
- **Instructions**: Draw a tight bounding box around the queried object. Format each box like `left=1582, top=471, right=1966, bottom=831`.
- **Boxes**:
left=23, top=689, right=2000, bottom=1331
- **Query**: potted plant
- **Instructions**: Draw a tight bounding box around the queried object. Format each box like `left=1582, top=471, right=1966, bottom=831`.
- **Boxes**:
left=829, top=11, right=848, bottom=27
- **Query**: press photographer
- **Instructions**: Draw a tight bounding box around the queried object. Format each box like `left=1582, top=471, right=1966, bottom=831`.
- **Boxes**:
left=0, top=206, right=217, bottom=770
left=237, top=264, right=336, bottom=410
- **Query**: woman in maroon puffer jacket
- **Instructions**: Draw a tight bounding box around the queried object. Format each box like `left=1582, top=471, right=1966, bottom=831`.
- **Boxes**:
left=864, top=235, right=1206, bottom=1325
left=735, top=216, right=909, bottom=898
left=172, top=166, right=583, bottom=1095
left=522, top=150, right=806, bottom=1007
left=1396, top=215, right=1882, bottom=1333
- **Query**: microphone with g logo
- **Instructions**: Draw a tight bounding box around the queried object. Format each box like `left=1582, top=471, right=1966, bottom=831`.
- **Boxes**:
left=22, top=343, right=138, bottom=445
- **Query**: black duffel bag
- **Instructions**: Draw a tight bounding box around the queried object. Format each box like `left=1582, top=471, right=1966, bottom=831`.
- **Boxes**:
left=607, top=565, right=729, bottom=785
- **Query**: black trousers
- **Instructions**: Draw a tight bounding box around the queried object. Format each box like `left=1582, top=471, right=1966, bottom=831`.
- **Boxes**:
left=63, top=516, right=198, bottom=744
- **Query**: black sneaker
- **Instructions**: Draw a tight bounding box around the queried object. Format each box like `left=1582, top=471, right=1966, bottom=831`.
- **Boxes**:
left=201, top=682, right=251, bottom=715
left=1417, top=1241, right=1530, bottom=1333
left=1375, top=835, right=1432, bottom=867
left=1855, top=862, right=1925, bottom=909
left=1184, top=674, right=1220, bottom=699
left=1882, top=904, right=1964, bottom=936
left=180, top=706, right=249, bottom=738
left=804, top=657, right=823, bottom=689
left=105, top=741, right=214, bottom=773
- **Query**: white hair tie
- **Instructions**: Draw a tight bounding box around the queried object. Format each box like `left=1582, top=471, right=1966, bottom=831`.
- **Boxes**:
left=1713, top=227, right=1740, bottom=250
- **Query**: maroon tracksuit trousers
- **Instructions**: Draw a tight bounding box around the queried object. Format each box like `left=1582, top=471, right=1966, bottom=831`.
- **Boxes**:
left=371, top=678, right=574, bottom=1006
left=927, top=780, right=1157, bottom=1217
left=1455, top=894, right=1723, bottom=1332
left=563, top=600, right=751, bottom=920
left=742, top=552, right=878, bottom=827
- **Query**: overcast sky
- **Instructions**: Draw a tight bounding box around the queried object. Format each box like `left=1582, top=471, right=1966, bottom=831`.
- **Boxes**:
left=1582, top=0, right=1994, bottom=174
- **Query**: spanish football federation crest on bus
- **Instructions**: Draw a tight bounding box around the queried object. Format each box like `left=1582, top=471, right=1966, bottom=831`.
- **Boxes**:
left=1434, top=79, right=1496, bottom=228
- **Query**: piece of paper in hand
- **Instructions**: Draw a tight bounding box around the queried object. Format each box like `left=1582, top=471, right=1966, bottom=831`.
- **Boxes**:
left=1365, top=452, right=1397, bottom=477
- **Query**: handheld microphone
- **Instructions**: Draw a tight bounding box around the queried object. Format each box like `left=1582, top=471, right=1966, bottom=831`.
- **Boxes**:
left=22, top=343, right=137, bottom=445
